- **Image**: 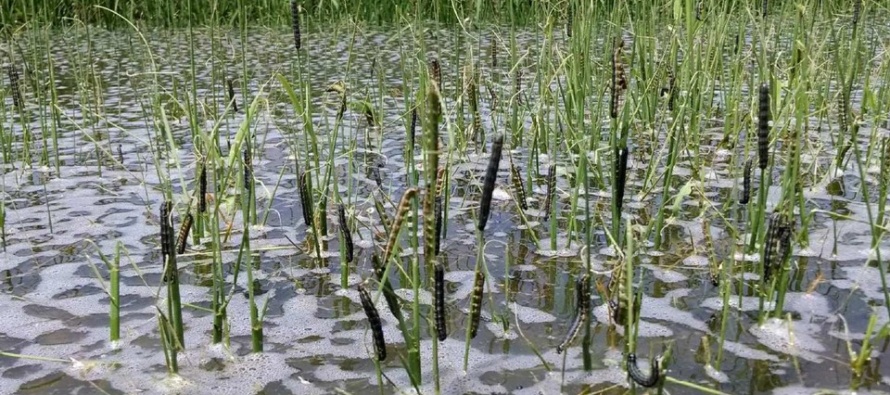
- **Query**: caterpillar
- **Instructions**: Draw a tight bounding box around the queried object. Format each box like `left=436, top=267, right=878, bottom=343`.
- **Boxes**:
left=434, top=261, right=447, bottom=341
left=557, top=275, right=590, bottom=353
left=627, top=353, right=660, bottom=387
left=176, top=212, right=193, bottom=255
left=468, top=270, right=485, bottom=339
left=358, top=284, right=387, bottom=361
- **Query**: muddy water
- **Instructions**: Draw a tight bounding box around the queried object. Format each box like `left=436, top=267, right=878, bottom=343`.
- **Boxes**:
left=1, top=26, right=889, bottom=394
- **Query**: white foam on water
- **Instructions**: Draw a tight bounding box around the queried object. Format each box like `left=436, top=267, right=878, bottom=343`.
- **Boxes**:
left=749, top=318, right=825, bottom=363
left=644, top=264, right=688, bottom=283
left=507, top=303, right=556, bottom=323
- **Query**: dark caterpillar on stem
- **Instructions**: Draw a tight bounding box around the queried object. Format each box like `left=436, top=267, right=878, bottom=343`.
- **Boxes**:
left=338, top=204, right=353, bottom=263
left=853, top=0, right=862, bottom=25
left=557, top=275, right=590, bottom=353
left=478, top=135, right=504, bottom=232
left=290, top=0, right=301, bottom=50
left=740, top=158, right=752, bottom=204
left=198, top=161, right=207, bottom=213
left=372, top=254, right=404, bottom=325
left=243, top=147, right=252, bottom=190
left=434, top=261, right=447, bottom=341
left=160, top=201, right=177, bottom=283
left=176, top=211, right=193, bottom=255
left=468, top=270, right=485, bottom=339
left=409, top=106, right=417, bottom=148
left=627, top=353, right=660, bottom=388
left=615, top=147, right=629, bottom=214
left=299, top=170, right=314, bottom=228
left=357, top=284, right=387, bottom=361
left=758, top=84, right=770, bottom=171
left=543, top=164, right=556, bottom=221
left=227, top=79, right=237, bottom=113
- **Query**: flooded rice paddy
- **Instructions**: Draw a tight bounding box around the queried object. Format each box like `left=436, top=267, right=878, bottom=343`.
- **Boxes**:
left=1, top=25, right=890, bottom=394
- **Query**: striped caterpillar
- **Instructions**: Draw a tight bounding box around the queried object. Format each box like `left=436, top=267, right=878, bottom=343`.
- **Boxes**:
left=543, top=164, right=556, bottom=220
left=198, top=160, right=207, bottom=213
left=763, top=212, right=792, bottom=282
left=627, top=353, right=660, bottom=387
left=372, top=254, right=404, bottom=325
left=176, top=211, right=193, bottom=255
left=758, top=84, right=770, bottom=171
left=468, top=270, right=485, bottom=339
left=557, top=274, right=590, bottom=353
left=160, top=201, right=177, bottom=283
left=357, top=284, right=387, bottom=361
left=434, top=262, right=447, bottom=341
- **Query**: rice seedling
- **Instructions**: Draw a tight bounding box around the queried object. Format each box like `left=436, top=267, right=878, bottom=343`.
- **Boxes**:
left=5, top=2, right=890, bottom=394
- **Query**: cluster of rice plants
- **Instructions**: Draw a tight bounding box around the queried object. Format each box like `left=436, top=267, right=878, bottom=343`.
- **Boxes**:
left=1, top=0, right=890, bottom=394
